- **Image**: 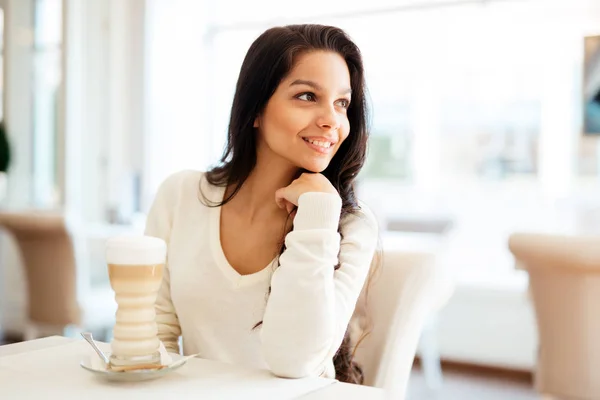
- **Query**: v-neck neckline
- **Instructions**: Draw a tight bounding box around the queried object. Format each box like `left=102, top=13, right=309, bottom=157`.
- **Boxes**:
left=209, top=185, right=276, bottom=288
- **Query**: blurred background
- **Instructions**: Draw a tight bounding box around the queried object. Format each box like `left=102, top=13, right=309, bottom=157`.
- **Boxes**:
left=0, top=0, right=599, bottom=398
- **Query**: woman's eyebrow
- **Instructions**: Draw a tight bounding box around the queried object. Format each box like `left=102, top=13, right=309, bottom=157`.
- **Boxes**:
left=289, top=79, right=352, bottom=95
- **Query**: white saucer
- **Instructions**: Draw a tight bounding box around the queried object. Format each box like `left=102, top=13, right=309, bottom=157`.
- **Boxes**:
left=80, top=356, right=187, bottom=382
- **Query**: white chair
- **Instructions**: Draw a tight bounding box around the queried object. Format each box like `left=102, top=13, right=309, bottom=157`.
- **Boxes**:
left=509, top=232, right=600, bottom=400
left=0, top=211, right=117, bottom=340
left=353, top=249, right=454, bottom=399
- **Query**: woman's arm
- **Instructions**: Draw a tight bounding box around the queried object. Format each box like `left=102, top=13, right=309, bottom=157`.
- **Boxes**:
left=261, top=191, right=378, bottom=378
left=145, top=173, right=183, bottom=354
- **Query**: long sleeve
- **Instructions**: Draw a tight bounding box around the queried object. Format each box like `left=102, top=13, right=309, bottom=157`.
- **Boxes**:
left=260, top=192, right=379, bottom=378
left=145, top=174, right=183, bottom=354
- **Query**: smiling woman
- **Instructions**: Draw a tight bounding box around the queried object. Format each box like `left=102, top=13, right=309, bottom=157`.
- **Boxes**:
left=145, top=24, right=378, bottom=385
left=255, top=52, right=352, bottom=173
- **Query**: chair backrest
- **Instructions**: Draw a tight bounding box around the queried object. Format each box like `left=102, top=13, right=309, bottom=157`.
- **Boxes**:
left=509, top=233, right=600, bottom=400
left=353, top=249, right=452, bottom=399
left=0, top=211, right=80, bottom=326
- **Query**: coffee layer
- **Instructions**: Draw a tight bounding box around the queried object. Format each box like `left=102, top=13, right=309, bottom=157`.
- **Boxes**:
left=109, top=263, right=164, bottom=359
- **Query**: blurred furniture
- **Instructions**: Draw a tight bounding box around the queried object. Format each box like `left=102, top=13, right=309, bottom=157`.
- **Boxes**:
left=386, top=215, right=454, bottom=235
left=0, top=211, right=117, bottom=340
left=382, top=229, right=452, bottom=392
left=353, top=244, right=454, bottom=399
left=0, top=336, right=387, bottom=399
left=509, top=233, right=600, bottom=400
left=386, top=216, right=454, bottom=391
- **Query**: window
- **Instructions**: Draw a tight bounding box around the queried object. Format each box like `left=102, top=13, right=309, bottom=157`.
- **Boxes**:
left=580, top=35, right=600, bottom=177
left=32, top=0, right=62, bottom=207
left=145, top=0, right=599, bottom=287
left=203, top=6, right=544, bottom=186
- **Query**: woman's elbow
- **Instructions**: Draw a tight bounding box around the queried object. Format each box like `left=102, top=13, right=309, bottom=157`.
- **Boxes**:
left=264, top=353, right=317, bottom=379
left=268, top=363, right=313, bottom=379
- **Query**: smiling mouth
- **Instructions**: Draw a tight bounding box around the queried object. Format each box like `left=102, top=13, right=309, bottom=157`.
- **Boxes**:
left=302, top=137, right=335, bottom=150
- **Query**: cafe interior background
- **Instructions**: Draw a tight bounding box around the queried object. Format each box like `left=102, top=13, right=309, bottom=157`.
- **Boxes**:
left=0, top=0, right=599, bottom=398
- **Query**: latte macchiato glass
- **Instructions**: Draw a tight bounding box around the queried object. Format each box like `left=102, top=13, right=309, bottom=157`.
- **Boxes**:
left=106, top=235, right=166, bottom=368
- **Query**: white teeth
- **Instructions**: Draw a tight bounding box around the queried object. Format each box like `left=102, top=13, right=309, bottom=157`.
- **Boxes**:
left=304, top=138, right=332, bottom=148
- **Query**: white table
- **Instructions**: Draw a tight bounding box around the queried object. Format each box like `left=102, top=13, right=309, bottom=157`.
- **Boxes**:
left=0, top=336, right=386, bottom=399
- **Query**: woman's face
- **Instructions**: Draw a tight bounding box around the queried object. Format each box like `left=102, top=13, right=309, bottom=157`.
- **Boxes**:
left=255, top=50, right=352, bottom=173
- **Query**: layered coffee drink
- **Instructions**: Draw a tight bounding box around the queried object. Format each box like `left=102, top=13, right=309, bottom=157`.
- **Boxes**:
left=106, top=235, right=166, bottom=368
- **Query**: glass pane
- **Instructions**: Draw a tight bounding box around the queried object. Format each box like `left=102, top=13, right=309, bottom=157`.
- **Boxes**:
left=208, top=7, right=544, bottom=183
left=0, top=54, right=3, bottom=122
left=210, top=29, right=264, bottom=158
left=34, top=0, right=62, bottom=48
left=583, top=35, right=600, bottom=135
left=0, top=8, right=4, bottom=53
left=579, top=35, right=600, bottom=177
left=32, top=0, right=62, bottom=207
left=32, top=49, right=62, bottom=206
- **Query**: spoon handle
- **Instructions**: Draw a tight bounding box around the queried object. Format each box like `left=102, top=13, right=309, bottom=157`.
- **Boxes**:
left=80, top=332, right=110, bottom=365
left=169, top=353, right=199, bottom=369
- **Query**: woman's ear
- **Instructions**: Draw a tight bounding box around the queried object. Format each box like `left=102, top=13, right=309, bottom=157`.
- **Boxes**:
left=253, top=117, right=260, bottom=128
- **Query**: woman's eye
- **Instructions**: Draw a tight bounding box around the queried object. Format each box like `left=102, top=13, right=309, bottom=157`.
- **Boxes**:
left=296, top=92, right=316, bottom=102
left=336, top=99, right=350, bottom=109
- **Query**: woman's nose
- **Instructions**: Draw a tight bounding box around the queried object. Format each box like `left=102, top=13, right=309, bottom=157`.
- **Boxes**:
left=316, top=106, right=340, bottom=130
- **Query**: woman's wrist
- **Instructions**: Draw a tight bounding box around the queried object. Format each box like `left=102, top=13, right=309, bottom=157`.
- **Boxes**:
left=293, top=192, right=342, bottom=230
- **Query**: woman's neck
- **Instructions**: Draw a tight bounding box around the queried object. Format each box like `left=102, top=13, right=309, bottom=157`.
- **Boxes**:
left=226, top=152, right=299, bottom=222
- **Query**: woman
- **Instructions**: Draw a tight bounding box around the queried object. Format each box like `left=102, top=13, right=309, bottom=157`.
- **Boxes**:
left=145, top=24, right=378, bottom=384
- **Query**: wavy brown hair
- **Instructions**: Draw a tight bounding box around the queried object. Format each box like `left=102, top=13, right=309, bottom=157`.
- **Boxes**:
left=202, top=24, right=370, bottom=384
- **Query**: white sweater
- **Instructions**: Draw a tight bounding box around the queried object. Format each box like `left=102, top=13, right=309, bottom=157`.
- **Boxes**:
left=145, top=170, right=378, bottom=379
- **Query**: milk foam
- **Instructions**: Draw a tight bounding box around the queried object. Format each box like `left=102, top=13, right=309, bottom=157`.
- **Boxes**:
left=106, top=235, right=166, bottom=265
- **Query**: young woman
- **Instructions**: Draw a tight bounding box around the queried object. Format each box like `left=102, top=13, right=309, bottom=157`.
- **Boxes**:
left=145, top=24, right=378, bottom=384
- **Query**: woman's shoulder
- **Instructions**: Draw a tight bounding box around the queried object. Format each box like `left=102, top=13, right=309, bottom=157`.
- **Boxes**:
left=154, top=169, right=204, bottom=197
left=158, top=169, right=204, bottom=188
left=154, top=169, right=222, bottom=204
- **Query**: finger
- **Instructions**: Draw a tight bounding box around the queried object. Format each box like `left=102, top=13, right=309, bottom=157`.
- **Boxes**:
left=299, top=172, right=311, bottom=180
left=275, top=188, right=287, bottom=209
left=293, top=169, right=307, bottom=180
left=285, top=201, right=295, bottom=214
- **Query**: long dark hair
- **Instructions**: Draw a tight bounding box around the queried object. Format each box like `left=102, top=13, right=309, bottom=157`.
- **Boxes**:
left=202, top=24, right=370, bottom=384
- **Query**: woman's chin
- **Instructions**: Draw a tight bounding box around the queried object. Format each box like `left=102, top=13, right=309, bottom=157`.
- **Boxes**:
left=299, top=161, right=329, bottom=174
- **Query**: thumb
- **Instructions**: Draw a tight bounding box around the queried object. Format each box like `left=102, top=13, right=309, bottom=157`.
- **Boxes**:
left=285, top=201, right=295, bottom=214
left=275, top=187, right=287, bottom=209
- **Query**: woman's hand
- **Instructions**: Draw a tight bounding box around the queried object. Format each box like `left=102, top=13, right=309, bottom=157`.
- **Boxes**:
left=275, top=173, right=339, bottom=214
